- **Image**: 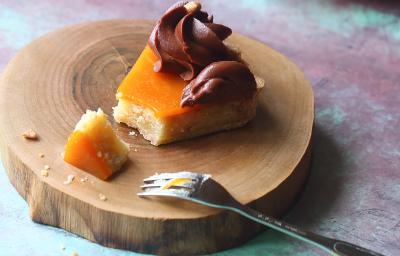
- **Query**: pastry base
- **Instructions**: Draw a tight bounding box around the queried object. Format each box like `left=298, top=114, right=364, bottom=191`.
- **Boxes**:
left=114, top=77, right=264, bottom=146
left=114, top=97, right=257, bottom=146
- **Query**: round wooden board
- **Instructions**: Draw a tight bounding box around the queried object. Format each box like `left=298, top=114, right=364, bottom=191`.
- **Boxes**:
left=0, top=20, right=313, bottom=255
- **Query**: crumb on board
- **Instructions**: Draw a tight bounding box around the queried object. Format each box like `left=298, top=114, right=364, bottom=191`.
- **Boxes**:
left=38, top=153, right=45, bottom=158
left=22, top=129, right=38, bottom=140
left=133, top=148, right=138, bottom=152
left=44, top=165, right=50, bottom=170
left=80, top=177, right=88, bottom=183
left=63, top=174, right=75, bottom=185
left=99, top=193, right=107, bottom=201
left=41, top=169, right=49, bottom=177
left=71, top=252, right=79, bottom=256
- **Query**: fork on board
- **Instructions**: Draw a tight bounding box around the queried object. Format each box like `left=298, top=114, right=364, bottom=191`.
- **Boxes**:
left=138, top=171, right=383, bottom=256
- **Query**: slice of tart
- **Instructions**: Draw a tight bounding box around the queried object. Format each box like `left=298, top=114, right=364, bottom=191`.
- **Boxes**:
left=64, top=108, right=129, bottom=180
left=113, top=1, right=264, bottom=146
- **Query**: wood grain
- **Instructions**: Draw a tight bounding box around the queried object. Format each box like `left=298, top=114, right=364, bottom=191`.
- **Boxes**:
left=0, top=20, right=314, bottom=255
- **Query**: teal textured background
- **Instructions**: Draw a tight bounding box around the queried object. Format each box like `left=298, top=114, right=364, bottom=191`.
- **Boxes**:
left=1, top=0, right=399, bottom=255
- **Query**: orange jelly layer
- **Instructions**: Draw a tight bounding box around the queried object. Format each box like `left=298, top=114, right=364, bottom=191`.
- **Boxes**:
left=117, top=45, right=198, bottom=117
left=64, top=131, right=112, bottom=180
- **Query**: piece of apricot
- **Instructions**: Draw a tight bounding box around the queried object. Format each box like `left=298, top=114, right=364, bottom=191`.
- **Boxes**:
left=117, top=45, right=194, bottom=117
left=64, top=131, right=112, bottom=180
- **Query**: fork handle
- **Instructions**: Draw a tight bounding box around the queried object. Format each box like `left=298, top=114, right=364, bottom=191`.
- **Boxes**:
left=232, top=204, right=383, bottom=256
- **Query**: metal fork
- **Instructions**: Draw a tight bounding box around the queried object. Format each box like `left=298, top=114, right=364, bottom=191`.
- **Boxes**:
left=138, top=172, right=383, bottom=256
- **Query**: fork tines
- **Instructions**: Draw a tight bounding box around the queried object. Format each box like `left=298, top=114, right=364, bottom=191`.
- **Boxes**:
left=140, top=180, right=194, bottom=189
left=141, top=172, right=197, bottom=193
left=139, top=171, right=211, bottom=198
left=143, top=171, right=202, bottom=183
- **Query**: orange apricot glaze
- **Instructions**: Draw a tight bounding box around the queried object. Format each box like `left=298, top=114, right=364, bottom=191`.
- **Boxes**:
left=64, top=131, right=112, bottom=180
left=116, top=45, right=203, bottom=117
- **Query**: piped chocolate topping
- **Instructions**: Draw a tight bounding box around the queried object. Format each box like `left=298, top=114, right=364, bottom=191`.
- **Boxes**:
left=149, top=1, right=258, bottom=107
left=148, top=1, right=239, bottom=81
left=181, top=61, right=257, bottom=107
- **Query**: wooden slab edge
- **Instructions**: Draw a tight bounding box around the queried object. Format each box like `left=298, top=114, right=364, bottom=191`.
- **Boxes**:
left=0, top=130, right=311, bottom=255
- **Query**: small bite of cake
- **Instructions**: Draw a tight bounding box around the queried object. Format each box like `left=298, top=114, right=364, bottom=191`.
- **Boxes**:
left=113, top=1, right=264, bottom=146
left=64, top=108, right=129, bottom=180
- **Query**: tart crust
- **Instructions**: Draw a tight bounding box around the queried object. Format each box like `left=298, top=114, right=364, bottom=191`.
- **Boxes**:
left=113, top=78, right=264, bottom=146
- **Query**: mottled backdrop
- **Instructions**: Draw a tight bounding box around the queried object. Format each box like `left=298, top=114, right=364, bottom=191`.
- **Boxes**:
left=0, top=0, right=399, bottom=255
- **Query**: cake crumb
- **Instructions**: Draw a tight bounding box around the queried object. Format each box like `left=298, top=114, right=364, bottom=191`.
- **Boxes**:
left=41, top=169, right=49, bottom=177
left=129, top=131, right=137, bottom=136
left=44, top=165, right=50, bottom=170
left=22, top=129, right=38, bottom=140
left=133, top=148, right=138, bottom=152
left=80, top=177, right=89, bottom=183
left=97, top=151, right=102, bottom=158
left=38, top=153, right=45, bottom=158
left=63, top=174, right=75, bottom=185
left=71, top=252, right=79, bottom=256
left=99, top=193, right=107, bottom=201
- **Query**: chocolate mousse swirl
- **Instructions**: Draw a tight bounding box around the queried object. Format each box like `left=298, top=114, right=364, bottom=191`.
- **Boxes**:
left=181, top=61, right=257, bottom=107
left=148, top=1, right=239, bottom=81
